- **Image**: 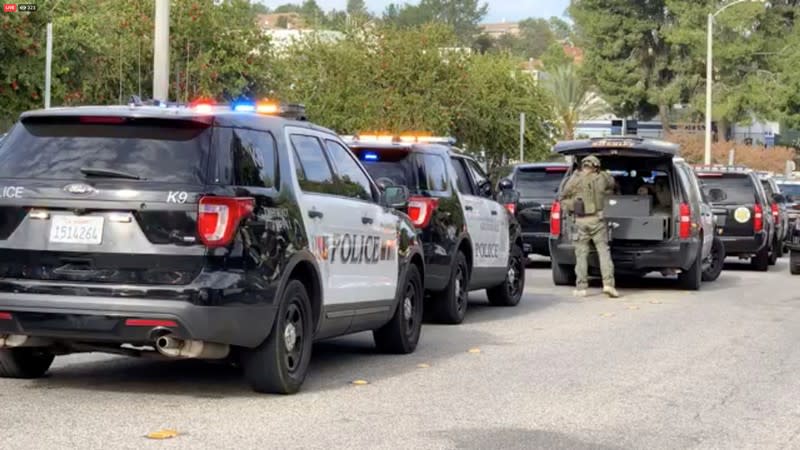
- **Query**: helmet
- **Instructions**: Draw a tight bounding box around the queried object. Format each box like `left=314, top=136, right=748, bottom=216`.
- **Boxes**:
left=582, top=155, right=601, bottom=168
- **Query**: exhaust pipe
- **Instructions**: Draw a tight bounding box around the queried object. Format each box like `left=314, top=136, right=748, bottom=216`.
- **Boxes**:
left=0, top=335, right=52, bottom=348
left=155, top=335, right=229, bottom=360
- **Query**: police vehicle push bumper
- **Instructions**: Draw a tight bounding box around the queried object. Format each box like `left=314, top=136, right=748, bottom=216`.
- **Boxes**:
left=550, top=238, right=702, bottom=273
left=717, top=230, right=767, bottom=256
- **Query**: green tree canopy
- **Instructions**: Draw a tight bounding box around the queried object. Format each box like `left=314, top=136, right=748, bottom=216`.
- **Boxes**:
left=382, top=0, right=488, bottom=44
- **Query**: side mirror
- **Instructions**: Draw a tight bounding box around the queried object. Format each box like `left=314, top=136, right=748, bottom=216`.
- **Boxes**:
left=477, top=180, right=493, bottom=198
left=381, top=185, right=409, bottom=209
left=707, top=188, right=727, bottom=203
left=498, top=179, right=514, bottom=192
left=773, top=193, right=787, bottom=204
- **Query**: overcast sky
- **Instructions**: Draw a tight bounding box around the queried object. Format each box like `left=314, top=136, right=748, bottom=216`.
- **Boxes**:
left=257, top=0, right=570, bottom=23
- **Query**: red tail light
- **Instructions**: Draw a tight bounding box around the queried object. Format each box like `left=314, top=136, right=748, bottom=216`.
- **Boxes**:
left=0, top=312, right=12, bottom=320
left=679, top=202, right=691, bottom=239
left=504, top=203, right=516, bottom=215
left=550, top=201, right=562, bottom=237
left=771, top=202, right=779, bottom=222
left=754, top=203, right=763, bottom=232
left=197, top=196, right=255, bottom=247
left=407, top=197, right=439, bottom=228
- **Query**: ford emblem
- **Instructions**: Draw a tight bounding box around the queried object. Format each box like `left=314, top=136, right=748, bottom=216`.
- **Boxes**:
left=63, top=183, right=97, bottom=195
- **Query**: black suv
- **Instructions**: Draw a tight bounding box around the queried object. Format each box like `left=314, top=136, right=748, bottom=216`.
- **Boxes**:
left=756, top=172, right=789, bottom=262
left=549, top=137, right=722, bottom=290
left=0, top=104, right=426, bottom=394
left=695, top=166, right=776, bottom=271
left=775, top=178, right=800, bottom=240
left=501, top=162, right=569, bottom=258
left=346, top=136, right=524, bottom=324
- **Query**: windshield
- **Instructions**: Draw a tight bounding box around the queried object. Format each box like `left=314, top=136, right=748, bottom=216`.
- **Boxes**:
left=698, top=174, right=757, bottom=205
left=351, top=148, right=416, bottom=190
left=0, top=119, right=211, bottom=183
left=777, top=182, right=800, bottom=200
left=515, top=168, right=565, bottom=197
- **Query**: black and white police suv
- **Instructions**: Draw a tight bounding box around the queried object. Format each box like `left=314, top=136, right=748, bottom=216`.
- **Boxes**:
left=344, top=134, right=525, bottom=325
left=695, top=165, right=776, bottom=271
left=0, top=100, right=426, bottom=394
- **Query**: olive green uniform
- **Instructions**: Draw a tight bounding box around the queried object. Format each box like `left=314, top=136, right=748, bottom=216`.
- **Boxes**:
left=560, top=163, right=616, bottom=290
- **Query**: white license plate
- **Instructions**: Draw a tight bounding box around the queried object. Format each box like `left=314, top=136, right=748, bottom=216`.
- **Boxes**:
left=49, top=216, right=104, bottom=245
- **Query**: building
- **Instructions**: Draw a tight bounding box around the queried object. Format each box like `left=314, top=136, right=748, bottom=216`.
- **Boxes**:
left=257, top=13, right=305, bottom=30
left=479, top=21, right=520, bottom=38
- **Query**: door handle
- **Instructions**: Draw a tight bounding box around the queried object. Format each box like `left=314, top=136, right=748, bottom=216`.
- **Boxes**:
left=308, top=210, right=323, bottom=219
left=465, top=205, right=474, bottom=211
left=362, top=216, right=374, bottom=225
left=491, top=210, right=498, bottom=216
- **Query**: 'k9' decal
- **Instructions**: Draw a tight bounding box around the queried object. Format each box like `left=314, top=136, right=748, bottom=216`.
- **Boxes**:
left=315, top=234, right=396, bottom=264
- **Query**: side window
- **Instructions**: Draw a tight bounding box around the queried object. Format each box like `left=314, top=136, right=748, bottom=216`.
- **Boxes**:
left=450, top=157, right=474, bottom=195
left=291, top=135, right=335, bottom=194
left=418, top=153, right=448, bottom=193
left=466, top=159, right=491, bottom=196
left=231, top=129, right=277, bottom=188
left=324, top=140, right=374, bottom=202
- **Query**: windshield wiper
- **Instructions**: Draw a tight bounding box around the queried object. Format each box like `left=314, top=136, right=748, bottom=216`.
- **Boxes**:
left=80, top=167, right=143, bottom=180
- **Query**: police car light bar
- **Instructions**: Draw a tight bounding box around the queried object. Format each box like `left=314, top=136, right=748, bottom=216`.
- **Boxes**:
left=693, top=164, right=751, bottom=173
left=347, top=133, right=456, bottom=145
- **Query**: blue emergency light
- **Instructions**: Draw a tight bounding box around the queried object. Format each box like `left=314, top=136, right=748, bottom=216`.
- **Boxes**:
left=363, top=152, right=379, bottom=161
left=233, top=100, right=256, bottom=112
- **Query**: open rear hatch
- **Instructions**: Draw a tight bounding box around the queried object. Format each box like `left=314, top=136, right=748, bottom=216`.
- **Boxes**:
left=0, top=114, right=213, bottom=286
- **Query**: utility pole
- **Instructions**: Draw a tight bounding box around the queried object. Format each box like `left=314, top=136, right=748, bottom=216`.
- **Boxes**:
left=704, top=13, right=713, bottom=165
left=153, top=0, right=170, bottom=101
left=44, top=23, right=53, bottom=109
left=519, top=113, right=526, bottom=163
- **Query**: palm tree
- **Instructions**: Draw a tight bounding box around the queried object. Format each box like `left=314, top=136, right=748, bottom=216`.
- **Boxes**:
left=543, top=64, right=609, bottom=140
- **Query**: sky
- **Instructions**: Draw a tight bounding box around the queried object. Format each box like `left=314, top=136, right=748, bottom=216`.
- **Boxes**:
left=258, top=0, right=571, bottom=23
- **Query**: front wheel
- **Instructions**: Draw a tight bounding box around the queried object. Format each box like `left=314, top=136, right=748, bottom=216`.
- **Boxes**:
left=242, top=280, right=314, bottom=395
left=373, top=265, right=423, bottom=354
left=791, top=250, right=800, bottom=275
left=0, top=348, right=55, bottom=379
left=768, top=241, right=779, bottom=266
left=487, top=245, right=525, bottom=306
left=702, top=237, right=725, bottom=282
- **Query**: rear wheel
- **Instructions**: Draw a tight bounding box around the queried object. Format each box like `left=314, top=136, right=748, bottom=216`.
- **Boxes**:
left=551, top=259, right=576, bottom=286
left=487, top=244, right=525, bottom=307
left=432, top=252, right=469, bottom=324
left=0, top=348, right=55, bottom=379
left=242, top=280, right=313, bottom=395
left=374, top=265, right=423, bottom=354
left=751, top=246, right=770, bottom=272
left=702, top=237, right=725, bottom=282
left=768, top=240, right=779, bottom=266
left=791, top=250, right=800, bottom=275
left=678, top=243, right=702, bottom=290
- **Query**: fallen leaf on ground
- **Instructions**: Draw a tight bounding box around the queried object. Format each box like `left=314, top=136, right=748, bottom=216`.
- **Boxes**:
left=351, top=379, right=369, bottom=386
left=416, top=363, right=430, bottom=368
left=467, top=348, right=481, bottom=354
left=146, top=429, right=179, bottom=440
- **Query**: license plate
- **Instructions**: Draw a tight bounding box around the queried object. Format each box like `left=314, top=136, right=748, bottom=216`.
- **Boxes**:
left=49, top=216, right=104, bottom=245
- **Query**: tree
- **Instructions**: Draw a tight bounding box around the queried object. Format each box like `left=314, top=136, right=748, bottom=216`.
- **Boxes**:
left=549, top=17, right=572, bottom=41
left=347, top=0, right=369, bottom=17
left=382, top=0, right=487, bottom=45
left=540, top=42, right=571, bottom=70
left=542, top=64, right=609, bottom=140
left=570, top=0, right=673, bottom=126
left=516, top=18, right=555, bottom=59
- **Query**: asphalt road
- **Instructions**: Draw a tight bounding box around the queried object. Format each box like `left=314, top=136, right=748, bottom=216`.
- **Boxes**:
left=1, top=257, right=799, bottom=450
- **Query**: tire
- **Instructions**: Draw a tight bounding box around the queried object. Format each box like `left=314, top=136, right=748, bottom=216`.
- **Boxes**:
left=551, top=260, right=576, bottom=286
left=702, top=237, right=725, bottom=282
left=751, top=246, right=769, bottom=272
left=373, top=265, right=423, bottom=354
left=791, top=250, right=800, bottom=275
left=242, top=280, right=313, bottom=395
left=432, top=251, right=469, bottom=324
left=768, top=241, right=778, bottom=266
left=678, top=243, right=702, bottom=290
left=487, top=244, right=525, bottom=307
left=0, top=348, right=55, bottom=379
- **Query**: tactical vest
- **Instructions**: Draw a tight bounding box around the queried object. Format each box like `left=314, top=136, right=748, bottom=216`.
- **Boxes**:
left=576, top=172, right=609, bottom=216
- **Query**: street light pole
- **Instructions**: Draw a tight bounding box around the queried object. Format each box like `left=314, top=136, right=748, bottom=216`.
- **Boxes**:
left=704, top=0, right=767, bottom=165
left=153, top=0, right=170, bottom=102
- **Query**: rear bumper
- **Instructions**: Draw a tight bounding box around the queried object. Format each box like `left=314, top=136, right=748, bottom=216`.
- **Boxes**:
left=549, top=238, right=701, bottom=273
left=521, top=231, right=550, bottom=256
left=0, top=293, right=276, bottom=348
left=718, top=231, right=767, bottom=256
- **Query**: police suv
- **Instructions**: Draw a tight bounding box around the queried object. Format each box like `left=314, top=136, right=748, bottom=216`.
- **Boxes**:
left=549, top=137, right=723, bottom=290
left=344, top=134, right=524, bottom=325
left=0, top=100, right=425, bottom=394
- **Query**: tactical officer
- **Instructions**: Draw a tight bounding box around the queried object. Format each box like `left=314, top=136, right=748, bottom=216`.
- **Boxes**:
left=560, top=155, right=620, bottom=298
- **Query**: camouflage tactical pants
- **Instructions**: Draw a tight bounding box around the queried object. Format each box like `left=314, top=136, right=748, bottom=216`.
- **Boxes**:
left=573, top=216, right=615, bottom=290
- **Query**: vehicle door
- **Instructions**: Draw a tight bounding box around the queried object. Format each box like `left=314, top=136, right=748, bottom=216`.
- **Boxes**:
left=286, top=128, right=387, bottom=310
left=458, top=156, right=509, bottom=269
left=677, top=164, right=713, bottom=256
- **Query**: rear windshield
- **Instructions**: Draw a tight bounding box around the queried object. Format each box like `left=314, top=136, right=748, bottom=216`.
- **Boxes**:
left=0, top=118, right=211, bottom=183
left=697, top=174, right=757, bottom=204
left=352, top=148, right=416, bottom=189
left=515, top=168, right=566, bottom=196
left=777, top=183, right=800, bottom=199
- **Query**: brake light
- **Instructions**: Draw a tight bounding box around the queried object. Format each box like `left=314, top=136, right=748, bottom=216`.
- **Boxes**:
left=679, top=202, right=691, bottom=239
left=125, top=319, right=178, bottom=328
left=0, top=312, right=11, bottom=320
left=545, top=167, right=568, bottom=173
left=550, top=201, right=562, bottom=237
left=407, top=197, right=439, bottom=228
left=505, top=203, right=516, bottom=215
left=754, top=203, right=763, bottom=232
left=771, top=202, right=779, bottom=222
left=78, top=116, right=126, bottom=124
left=197, top=196, right=255, bottom=247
